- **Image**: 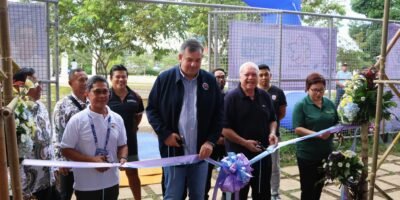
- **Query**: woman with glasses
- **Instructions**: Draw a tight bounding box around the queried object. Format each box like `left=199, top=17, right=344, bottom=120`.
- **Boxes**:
left=292, top=73, right=338, bottom=200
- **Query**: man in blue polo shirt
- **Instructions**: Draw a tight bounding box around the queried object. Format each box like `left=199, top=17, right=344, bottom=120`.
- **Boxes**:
left=223, top=62, right=278, bottom=200
left=335, top=63, right=352, bottom=107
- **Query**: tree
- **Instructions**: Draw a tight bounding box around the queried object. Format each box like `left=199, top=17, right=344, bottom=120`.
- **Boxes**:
left=352, top=0, right=400, bottom=20
left=59, top=0, right=187, bottom=77
left=337, top=47, right=371, bottom=71
left=349, top=0, right=400, bottom=64
left=302, top=0, right=346, bottom=16
left=59, top=0, right=347, bottom=75
left=187, top=0, right=346, bottom=46
left=186, top=0, right=346, bottom=70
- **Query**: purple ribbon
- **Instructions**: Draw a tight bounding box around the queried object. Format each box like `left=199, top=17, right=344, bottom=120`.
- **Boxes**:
left=249, top=124, right=358, bottom=164
left=206, top=153, right=253, bottom=200
left=22, top=124, right=359, bottom=199
left=23, top=154, right=202, bottom=169
left=206, top=124, right=359, bottom=199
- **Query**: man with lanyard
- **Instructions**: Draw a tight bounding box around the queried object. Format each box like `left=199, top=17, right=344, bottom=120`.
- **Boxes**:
left=61, top=76, right=128, bottom=200
left=146, top=39, right=223, bottom=199
left=258, top=64, right=287, bottom=200
left=108, top=64, right=144, bottom=200
left=53, top=68, right=88, bottom=200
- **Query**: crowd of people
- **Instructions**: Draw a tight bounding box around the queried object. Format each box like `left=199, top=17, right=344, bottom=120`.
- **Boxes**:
left=11, top=39, right=340, bottom=200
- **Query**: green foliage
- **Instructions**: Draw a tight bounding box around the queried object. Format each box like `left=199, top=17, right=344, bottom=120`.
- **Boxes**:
left=322, top=150, right=364, bottom=199
left=349, top=0, right=400, bottom=68
left=58, top=0, right=348, bottom=76
left=338, top=73, right=397, bottom=124
left=185, top=0, right=245, bottom=44
left=302, top=0, right=346, bottom=26
left=303, top=0, right=346, bottom=15
left=59, top=0, right=187, bottom=77
left=279, top=128, right=298, bottom=167
left=337, top=48, right=372, bottom=71
left=348, top=22, right=382, bottom=64
left=351, top=0, right=400, bottom=20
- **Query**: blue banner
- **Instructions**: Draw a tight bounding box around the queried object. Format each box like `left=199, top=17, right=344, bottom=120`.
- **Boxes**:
left=242, top=0, right=302, bottom=25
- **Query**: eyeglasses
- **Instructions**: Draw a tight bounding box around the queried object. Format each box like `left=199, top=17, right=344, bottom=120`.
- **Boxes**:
left=215, top=75, right=225, bottom=80
left=310, top=88, right=325, bottom=94
left=91, top=88, right=109, bottom=95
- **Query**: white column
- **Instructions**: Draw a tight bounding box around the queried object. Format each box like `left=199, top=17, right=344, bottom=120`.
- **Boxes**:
left=60, top=52, right=69, bottom=77
left=91, top=52, right=96, bottom=75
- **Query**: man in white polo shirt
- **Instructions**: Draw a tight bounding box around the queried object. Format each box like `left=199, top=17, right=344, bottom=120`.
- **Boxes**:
left=61, top=75, right=128, bottom=200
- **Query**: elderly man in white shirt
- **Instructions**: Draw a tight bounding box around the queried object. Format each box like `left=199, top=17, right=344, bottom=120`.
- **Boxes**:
left=53, top=68, right=88, bottom=200
left=61, top=75, right=128, bottom=200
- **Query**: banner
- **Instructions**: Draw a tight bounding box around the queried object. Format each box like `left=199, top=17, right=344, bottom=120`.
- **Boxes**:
left=9, top=3, right=48, bottom=77
left=242, top=0, right=302, bottom=25
left=228, top=21, right=337, bottom=91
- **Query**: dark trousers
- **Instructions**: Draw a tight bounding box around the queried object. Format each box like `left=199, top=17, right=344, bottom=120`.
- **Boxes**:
left=232, top=155, right=272, bottom=200
left=32, top=185, right=60, bottom=200
left=297, top=157, right=325, bottom=200
left=75, top=184, right=119, bottom=200
left=10, top=186, right=60, bottom=200
left=205, top=144, right=226, bottom=200
left=59, top=171, right=74, bottom=200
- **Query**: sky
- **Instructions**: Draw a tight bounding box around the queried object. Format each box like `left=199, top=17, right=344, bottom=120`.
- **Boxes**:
left=344, top=0, right=365, bottom=18
left=337, top=0, right=366, bottom=50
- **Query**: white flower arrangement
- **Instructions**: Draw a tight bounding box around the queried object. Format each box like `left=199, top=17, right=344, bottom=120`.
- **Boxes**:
left=338, top=70, right=396, bottom=124
left=322, top=150, right=364, bottom=199
left=14, top=98, right=36, bottom=158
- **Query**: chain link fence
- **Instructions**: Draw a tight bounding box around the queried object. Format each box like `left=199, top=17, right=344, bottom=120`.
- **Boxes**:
left=208, top=8, right=400, bottom=138
left=7, top=0, right=400, bottom=140
left=8, top=0, right=58, bottom=115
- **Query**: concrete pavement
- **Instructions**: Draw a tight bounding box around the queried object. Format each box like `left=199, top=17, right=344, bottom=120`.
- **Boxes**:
left=115, top=155, right=400, bottom=199
left=69, top=113, right=400, bottom=200
left=116, top=115, right=400, bottom=200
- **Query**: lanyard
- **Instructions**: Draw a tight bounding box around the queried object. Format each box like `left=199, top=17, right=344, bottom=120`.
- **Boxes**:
left=88, top=114, right=112, bottom=150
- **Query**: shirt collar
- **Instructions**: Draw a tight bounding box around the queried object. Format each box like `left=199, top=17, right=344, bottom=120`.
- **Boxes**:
left=110, top=86, right=132, bottom=99
left=175, top=65, right=199, bottom=83
left=71, top=92, right=88, bottom=104
left=180, top=67, right=198, bottom=80
left=305, top=95, right=325, bottom=107
left=238, top=83, right=259, bottom=99
left=87, top=105, right=111, bottom=119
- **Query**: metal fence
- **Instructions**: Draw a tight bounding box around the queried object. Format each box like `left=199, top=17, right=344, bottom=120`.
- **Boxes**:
left=208, top=8, right=400, bottom=134
left=8, top=0, right=400, bottom=137
left=8, top=0, right=58, bottom=116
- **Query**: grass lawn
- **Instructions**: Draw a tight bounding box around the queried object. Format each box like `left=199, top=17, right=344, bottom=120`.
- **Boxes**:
left=279, top=127, right=400, bottom=167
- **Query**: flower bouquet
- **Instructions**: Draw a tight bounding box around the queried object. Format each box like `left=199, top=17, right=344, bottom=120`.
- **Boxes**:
left=337, top=68, right=397, bottom=124
left=14, top=98, right=36, bottom=158
left=322, top=150, right=364, bottom=199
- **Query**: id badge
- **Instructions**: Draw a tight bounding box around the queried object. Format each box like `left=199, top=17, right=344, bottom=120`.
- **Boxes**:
left=95, top=148, right=112, bottom=163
